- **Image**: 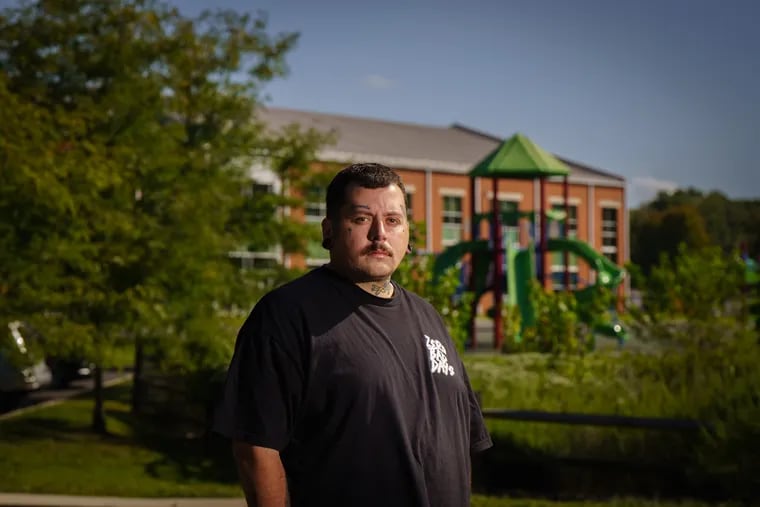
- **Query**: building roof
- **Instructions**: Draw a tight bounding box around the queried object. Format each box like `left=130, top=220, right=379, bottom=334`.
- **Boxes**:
left=257, top=106, right=625, bottom=186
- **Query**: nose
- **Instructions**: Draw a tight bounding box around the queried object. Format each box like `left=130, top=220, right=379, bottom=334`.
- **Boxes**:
left=368, top=217, right=387, bottom=241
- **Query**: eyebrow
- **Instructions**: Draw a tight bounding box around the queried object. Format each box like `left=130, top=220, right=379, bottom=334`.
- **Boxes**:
left=347, top=205, right=405, bottom=215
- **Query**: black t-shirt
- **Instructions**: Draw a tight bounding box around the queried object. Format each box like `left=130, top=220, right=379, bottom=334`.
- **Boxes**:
left=214, top=266, right=492, bottom=507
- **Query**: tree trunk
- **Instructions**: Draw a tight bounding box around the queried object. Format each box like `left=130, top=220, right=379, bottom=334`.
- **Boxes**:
left=279, top=183, right=288, bottom=265
left=91, top=365, right=107, bottom=434
left=131, top=336, right=144, bottom=414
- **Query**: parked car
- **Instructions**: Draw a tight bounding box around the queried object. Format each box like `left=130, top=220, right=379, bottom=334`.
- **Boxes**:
left=1, top=320, right=93, bottom=393
left=18, top=321, right=93, bottom=388
left=47, top=352, right=94, bottom=388
left=0, top=321, right=53, bottom=398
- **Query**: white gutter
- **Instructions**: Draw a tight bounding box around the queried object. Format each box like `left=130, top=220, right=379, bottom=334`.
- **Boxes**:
left=588, top=184, right=596, bottom=284
left=426, top=168, right=433, bottom=252
left=533, top=178, right=540, bottom=239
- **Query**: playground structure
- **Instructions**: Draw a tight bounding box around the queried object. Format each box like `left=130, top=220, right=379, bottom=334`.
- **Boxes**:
left=433, top=133, right=627, bottom=349
left=741, top=250, right=760, bottom=330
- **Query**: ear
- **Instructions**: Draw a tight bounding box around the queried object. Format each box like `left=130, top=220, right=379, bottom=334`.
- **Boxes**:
left=321, top=218, right=333, bottom=250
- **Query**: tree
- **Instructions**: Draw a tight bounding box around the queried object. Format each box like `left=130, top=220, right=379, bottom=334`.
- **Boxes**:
left=259, top=123, right=336, bottom=261
left=630, top=204, right=711, bottom=275
left=0, top=0, right=302, bottom=432
left=697, top=191, right=734, bottom=252
left=647, top=187, right=704, bottom=211
left=631, top=188, right=760, bottom=265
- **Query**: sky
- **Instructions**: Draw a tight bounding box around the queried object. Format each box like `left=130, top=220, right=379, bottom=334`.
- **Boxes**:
left=4, top=0, right=759, bottom=207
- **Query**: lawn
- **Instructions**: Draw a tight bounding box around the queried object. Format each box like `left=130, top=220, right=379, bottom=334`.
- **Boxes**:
left=0, top=383, right=240, bottom=497
left=0, top=381, right=726, bottom=506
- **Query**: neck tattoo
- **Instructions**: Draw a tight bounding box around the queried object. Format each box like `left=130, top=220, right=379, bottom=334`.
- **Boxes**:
left=370, top=281, right=393, bottom=298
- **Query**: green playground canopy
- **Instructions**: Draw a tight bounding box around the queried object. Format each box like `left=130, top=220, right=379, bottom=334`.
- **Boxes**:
left=469, top=132, right=570, bottom=178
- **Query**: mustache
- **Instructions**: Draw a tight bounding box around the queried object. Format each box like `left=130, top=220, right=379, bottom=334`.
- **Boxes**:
left=362, top=244, right=393, bottom=256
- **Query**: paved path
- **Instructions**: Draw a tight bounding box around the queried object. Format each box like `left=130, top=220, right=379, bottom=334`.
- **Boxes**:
left=0, top=372, right=131, bottom=419
left=0, top=493, right=245, bottom=507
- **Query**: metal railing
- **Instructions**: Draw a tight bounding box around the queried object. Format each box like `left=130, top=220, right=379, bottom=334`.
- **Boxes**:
left=481, top=408, right=711, bottom=433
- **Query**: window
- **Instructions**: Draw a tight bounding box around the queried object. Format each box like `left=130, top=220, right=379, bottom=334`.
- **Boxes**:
left=252, top=183, right=274, bottom=196
left=228, top=251, right=279, bottom=270
left=498, top=200, right=518, bottom=212
left=550, top=204, right=579, bottom=287
left=441, top=195, right=463, bottom=246
left=302, top=186, right=329, bottom=266
left=405, top=191, right=414, bottom=221
left=601, top=207, right=618, bottom=263
left=551, top=204, right=578, bottom=237
left=305, top=238, right=329, bottom=268
left=304, top=186, right=326, bottom=223
left=497, top=200, right=520, bottom=248
left=242, top=181, right=274, bottom=198
left=551, top=270, right=579, bottom=291
left=498, top=200, right=519, bottom=225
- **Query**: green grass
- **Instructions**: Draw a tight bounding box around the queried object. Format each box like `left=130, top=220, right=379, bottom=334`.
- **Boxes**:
left=0, top=368, right=733, bottom=505
left=462, top=350, right=760, bottom=501
left=0, top=384, right=241, bottom=497
left=470, top=497, right=724, bottom=507
left=464, top=352, right=682, bottom=459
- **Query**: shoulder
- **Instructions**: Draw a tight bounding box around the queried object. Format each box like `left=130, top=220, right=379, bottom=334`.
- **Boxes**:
left=395, top=285, right=443, bottom=320
left=241, top=268, right=331, bottom=335
left=246, top=266, right=355, bottom=334
left=259, top=267, right=332, bottom=309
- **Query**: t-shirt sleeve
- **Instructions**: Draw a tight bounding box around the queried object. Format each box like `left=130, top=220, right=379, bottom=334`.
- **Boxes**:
left=213, top=294, right=307, bottom=451
left=462, top=367, right=493, bottom=453
left=424, top=300, right=493, bottom=454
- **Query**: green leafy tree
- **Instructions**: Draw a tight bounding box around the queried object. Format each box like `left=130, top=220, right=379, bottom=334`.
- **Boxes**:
left=647, top=187, right=704, bottom=211
left=393, top=254, right=473, bottom=352
left=631, top=188, right=760, bottom=274
left=260, top=125, right=337, bottom=260
left=625, top=245, right=758, bottom=497
left=631, top=244, right=746, bottom=331
left=630, top=204, right=711, bottom=275
left=696, top=191, right=734, bottom=252
left=0, top=0, right=301, bottom=432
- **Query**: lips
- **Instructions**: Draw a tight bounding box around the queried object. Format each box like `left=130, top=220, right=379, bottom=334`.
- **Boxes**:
left=364, top=245, right=392, bottom=257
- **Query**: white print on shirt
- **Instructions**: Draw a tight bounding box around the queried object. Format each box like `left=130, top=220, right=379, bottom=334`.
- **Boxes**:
left=424, top=334, right=455, bottom=376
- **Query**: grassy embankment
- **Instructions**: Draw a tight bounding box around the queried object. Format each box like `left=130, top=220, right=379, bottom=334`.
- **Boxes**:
left=0, top=356, right=735, bottom=506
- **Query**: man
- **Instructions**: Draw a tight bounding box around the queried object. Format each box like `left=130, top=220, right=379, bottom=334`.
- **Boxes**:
left=215, top=163, right=492, bottom=507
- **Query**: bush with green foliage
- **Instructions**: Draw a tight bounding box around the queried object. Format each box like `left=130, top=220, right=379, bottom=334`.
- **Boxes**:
left=626, top=245, right=758, bottom=500
left=393, top=254, right=473, bottom=352
left=469, top=246, right=759, bottom=500
left=501, top=282, right=615, bottom=355
left=522, top=283, right=585, bottom=354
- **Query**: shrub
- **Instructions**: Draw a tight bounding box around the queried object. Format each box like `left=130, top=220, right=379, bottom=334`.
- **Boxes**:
left=468, top=246, right=758, bottom=500
left=393, top=254, right=473, bottom=352
left=501, top=282, right=613, bottom=355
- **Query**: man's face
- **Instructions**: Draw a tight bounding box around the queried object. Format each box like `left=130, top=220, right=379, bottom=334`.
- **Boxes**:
left=323, top=183, right=409, bottom=283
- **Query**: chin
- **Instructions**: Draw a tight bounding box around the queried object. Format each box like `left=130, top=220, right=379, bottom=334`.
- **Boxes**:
left=353, top=262, right=395, bottom=281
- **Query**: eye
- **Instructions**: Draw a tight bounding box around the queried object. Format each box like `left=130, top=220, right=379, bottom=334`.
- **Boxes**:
left=352, top=216, right=370, bottom=224
left=387, top=216, right=402, bottom=225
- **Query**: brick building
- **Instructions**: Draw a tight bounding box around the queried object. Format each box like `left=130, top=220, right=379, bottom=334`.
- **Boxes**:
left=234, top=107, right=627, bottom=296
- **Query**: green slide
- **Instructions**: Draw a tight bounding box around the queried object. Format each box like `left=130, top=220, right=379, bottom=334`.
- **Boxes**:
left=508, top=244, right=536, bottom=337
left=506, top=239, right=626, bottom=341
left=432, top=239, right=491, bottom=296
left=545, top=237, right=626, bottom=340
left=546, top=237, right=625, bottom=288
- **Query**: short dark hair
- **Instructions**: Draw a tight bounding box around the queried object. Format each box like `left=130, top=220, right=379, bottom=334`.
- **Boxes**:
left=325, top=163, right=406, bottom=219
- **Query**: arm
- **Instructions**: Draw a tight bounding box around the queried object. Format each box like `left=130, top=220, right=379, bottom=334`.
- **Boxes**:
left=232, top=441, right=288, bottom=507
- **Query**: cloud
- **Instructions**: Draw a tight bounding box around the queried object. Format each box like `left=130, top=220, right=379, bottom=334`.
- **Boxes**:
left=628, top=176, right=680, bottom=207
left=361, top=74, right=398, bottom=90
